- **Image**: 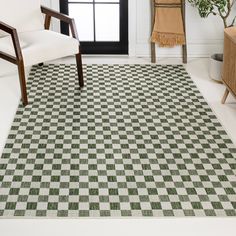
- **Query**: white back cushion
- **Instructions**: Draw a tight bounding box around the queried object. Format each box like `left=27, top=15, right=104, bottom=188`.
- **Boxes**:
left=0, top=0, right=44, bottom=37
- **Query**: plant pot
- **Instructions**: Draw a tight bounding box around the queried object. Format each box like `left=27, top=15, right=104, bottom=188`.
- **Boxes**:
left=209, top=53, right=223, bottom=82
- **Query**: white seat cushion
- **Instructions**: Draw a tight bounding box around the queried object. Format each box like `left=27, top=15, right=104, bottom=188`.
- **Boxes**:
left=0, top=30, right=79, bottom=66
left=0, top=0, right=44, bottom=37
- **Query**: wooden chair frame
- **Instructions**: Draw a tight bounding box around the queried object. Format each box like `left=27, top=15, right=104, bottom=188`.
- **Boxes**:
left=150, top=0, right=187, bottom=64
left=0, top=6, right=84, bottom=106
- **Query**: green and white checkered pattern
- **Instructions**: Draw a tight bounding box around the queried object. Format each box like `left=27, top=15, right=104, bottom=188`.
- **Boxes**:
left=0, top=64, right=236, bottom=218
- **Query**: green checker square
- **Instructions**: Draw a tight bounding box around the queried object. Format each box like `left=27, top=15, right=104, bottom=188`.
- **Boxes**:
left=186, top=188, right=197, bottom=195
left=89, top=176, right=98, bottom=182
left=69, top=189, right=80, bottom=195
left=89, top=189, right=99, bottom=195
left=0, top=195, right=8, bottom=202
left=218, top=175, right=228, bottom=182
left=108, top=176, right=117, bottom=182
left=117, top=182, right=127, bottom=188
left=2, top=181, right=12, bottom=188
left=151, top=202, right=162, bottom=210
left=184, top=210, right=195, bottom=216
left=225, top=210, right=236, bottom=216
left=211, top=202, right=224, bottom=209
left=51, top=176, right=60, bottom=182
left=5, top=202, right=16, bottom=210
left=121, top=210, right=132, bottom=217
left=48, top=203, right=58, bottom=210
left=231, top=202, right=236, bottom=208
left=99, top=195, right=109, bottom=202
left=79, top=210, right=89, bottom=217
left=147, top=188, right=158, bottom=195
left=49, top=189, right=60, bottom=195
left=13, top=176, right=23, bottom=182
left=9, top=188, right=20, bottom=195
left=14, top=210, right=25, bottom=216
left=163, top=210, right=174, bottom=216
left=89, top=203, right=100, bottom=210
left=144, top=176, right=154, bottom=182
left=27, top=202, right=37, bottom=210
left=191, top=202, right=203, bottom=209
left=159, top=195, right=170, bottom=202
left=128, top=188, right=138, bottom=195
left=204, top=210, right=217, bottom=216
left=142, top=210, right=153, bottom=216
left=36, top=210, right=47, bottom=217
left=79, top=196, right=89, bottom=202
left=163, top=176, right=173, bottom=182
left=38, top=195, right=48, bottom=202
left=130, top=202, right=141, bottom=210
left=109, top=189, right=119, bottom=195
left=59, top=196, right=69, bottom=202
left=119, top=196, right=129, bottom=202
left=57, top=210, right=68, bottom=217
left=60, top=182, right=70, bottom=188
left=110, top=203, right=120, bottom=210
left=167, top=188, right=178, bottom=195
left=139, top=195, right=150, bottom=202
left=171, top=202, right=182, bottom=209
left=136, top=182, right=146, bottom=188
left=29, top=188, right=40, bottom=195
left=100, top=210, right=111, bottom=217
left=205, top=188, right=216, bottom=195
left=156, top=182, right=165, bottom=188
left=69, top=203, right=79, bottom=210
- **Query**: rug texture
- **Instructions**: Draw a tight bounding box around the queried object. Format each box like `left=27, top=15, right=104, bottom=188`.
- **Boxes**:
left=0, top=64, right=236, bottom=218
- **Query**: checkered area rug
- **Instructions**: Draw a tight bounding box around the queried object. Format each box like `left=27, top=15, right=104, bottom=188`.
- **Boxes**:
left=0, top=64, right=236, bottom=218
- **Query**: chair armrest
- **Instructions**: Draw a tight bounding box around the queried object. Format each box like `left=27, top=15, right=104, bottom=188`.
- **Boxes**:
left=0, top=21, right=16, bottom=35
left=41, top=6, right=79, bottom=40
left=0, top=21, right=23, bottom=63
left=41, top=6, right=73, bottom=24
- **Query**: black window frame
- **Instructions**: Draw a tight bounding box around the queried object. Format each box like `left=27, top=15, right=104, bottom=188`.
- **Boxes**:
left=60, top=0, right=128, bottom=55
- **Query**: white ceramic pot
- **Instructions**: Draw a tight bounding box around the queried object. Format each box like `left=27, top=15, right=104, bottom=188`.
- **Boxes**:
left=209, top=54, right=223, bottom=82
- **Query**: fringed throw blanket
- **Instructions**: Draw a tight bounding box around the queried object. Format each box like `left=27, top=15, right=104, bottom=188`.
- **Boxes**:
left=151, top=0, right=186, bottom=47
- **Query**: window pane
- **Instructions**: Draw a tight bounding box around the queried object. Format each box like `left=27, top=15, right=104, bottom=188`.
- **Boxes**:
left=69, top=0, right=93, bottom=2
left=95, top=0, right=119, bottom=2
left=95, top=4, right=120, bottom=42
left=69, top=4, right=94, bottom=41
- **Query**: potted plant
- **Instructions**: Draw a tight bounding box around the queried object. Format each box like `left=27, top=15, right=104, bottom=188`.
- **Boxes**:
left=188, top=0, right=236, bottom=82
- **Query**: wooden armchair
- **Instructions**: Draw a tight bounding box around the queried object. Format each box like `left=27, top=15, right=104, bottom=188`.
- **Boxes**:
left=0, top=0, right=84, bottom=106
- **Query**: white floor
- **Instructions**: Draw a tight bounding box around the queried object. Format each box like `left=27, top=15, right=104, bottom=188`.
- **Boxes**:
left=0, top=56, right=236, bottom=236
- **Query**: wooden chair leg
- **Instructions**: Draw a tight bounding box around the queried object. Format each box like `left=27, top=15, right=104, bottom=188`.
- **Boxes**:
left=222, top=88, right=229, bottom=104
left=75, top=52, right=84, bottom=88
left=17, top=60, right=28, bottom=106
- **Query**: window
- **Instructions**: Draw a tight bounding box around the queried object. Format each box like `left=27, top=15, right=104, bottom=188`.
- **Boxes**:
left=60, top=0, right=128, bottom=54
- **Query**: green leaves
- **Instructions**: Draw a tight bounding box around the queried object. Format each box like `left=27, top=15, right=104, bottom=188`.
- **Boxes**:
left=188, top=0, right=235, bottom=27
left=188, top=0, right=226, bottom=17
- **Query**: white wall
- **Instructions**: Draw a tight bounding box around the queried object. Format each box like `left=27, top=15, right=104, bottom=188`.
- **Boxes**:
left=129, top=1, right=236, bottom=58
left=41, top=0, right=51, bottom=7
left=41, top=0, right=60, bottom=32
left=45, top=0, right=236, bottom=58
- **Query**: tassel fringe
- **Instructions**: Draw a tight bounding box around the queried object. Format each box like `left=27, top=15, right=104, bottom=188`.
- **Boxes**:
left=151, top=31, right=185, bottom=47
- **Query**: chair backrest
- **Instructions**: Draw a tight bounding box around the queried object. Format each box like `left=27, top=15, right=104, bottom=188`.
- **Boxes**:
left=0, top=0, right=44, bottom=37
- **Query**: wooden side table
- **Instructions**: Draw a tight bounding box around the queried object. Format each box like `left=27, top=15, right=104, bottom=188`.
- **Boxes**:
left=222, top=27, right=236, bottom=104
